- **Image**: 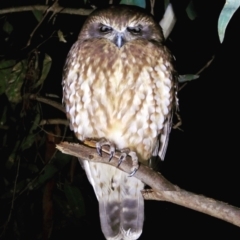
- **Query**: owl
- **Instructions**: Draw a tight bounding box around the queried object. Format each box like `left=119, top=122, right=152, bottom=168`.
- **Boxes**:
left=62, top=5, right=177, bottom=240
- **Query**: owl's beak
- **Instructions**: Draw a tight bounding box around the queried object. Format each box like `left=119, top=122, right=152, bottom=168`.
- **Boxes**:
left=114, top=33, right=125, bottom=48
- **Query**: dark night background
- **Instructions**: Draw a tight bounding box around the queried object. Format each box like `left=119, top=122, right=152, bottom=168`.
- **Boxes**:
left=0, top=0, right=240, bottom=239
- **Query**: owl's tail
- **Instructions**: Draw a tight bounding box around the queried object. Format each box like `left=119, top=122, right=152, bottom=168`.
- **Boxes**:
left=79, top=159, right=144, bottom=240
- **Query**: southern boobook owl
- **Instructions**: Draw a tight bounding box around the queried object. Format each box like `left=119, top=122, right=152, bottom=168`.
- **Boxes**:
left=62, top=4, right=178, bottom=240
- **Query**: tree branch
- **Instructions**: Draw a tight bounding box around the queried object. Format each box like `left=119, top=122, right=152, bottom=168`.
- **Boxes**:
left=39, top=119, right=68, bottom=126
left=0, top=5, right=93, bottom=16
left=29, top=94, right=65, bottom=113
left=56, top=141, right=240, bottom=228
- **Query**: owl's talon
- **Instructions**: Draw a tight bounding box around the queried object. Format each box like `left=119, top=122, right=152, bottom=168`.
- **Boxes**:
left=117, top=158, right=123, bottom=167
left=109, top=150, right=114, bottom=161
left=117, top=150, right=139, bottom=176
left=109, top=144, right=116, bottom=161
left=117, top=153, right=127, bottom=167
left=96, top=145, right=102, bottom=157
left=129, top=167, right=138, bottom=177
left=96, top=139, right=116, bottom=160
left=128, top=151, right=139, bottom=177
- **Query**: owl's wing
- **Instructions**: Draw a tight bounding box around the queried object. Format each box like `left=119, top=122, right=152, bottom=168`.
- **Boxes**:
left=79, top=158, right=144, bottom=240
left=152, top=76, right=178, bottom=161
left=152, top=51, right=178, bottom=161
left=150, top=114, right=173, bottom=172
left=152, top=114, right=173, bottom=161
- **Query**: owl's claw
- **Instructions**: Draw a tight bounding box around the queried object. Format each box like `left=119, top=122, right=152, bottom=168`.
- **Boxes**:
left=118, top=153, right=127, bottom=167
left=96, top=145, right=102, bottom=157
left=109, top=146, right=115, bottom=162
left=96, top=139, right=116, bottom=161
left=96, top=140, right=139, bottom=176
left=118, top=150, right=139, bottom=177
left=129, top=167, right=138, bottom=177
left=128, top=151, right=139, bottom=177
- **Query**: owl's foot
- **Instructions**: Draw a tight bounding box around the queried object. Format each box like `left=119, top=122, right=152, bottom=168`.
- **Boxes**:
left=118, top=149, right=139, bottom=177
left=96, top=138, right=116, bottom=161
left=96, top=140, right=139, bottom=176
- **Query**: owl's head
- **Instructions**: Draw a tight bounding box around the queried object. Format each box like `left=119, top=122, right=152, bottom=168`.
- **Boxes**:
left=78, top=5, right=164, bottom=48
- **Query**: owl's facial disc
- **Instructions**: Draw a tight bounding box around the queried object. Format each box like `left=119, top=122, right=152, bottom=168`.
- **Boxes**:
left=79, top=5, right=165, bottom=46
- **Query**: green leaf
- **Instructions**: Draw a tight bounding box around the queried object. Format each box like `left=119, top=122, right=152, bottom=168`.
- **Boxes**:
left=27, top=163, right=39, bottom=173
left=5, top=153, right=16, bottom=169
left=178, top=74, right=199, bottom=83
left=20, top=133, right=36, bottom=151
left=5, top=60, right=28, bottom=103
left=33, top=54, right=52, bottom=89
left=33, top=164, right=58, bottom=188
left=30, top=152, right=72, bottom=190
left=1, top=178, right=29, bottom=199
left=20, top=105, right=41, bottom=151
left=5, top=138, right=22, bottom=169
left=218, top=0, right=240, bottom=43
left=32, top=10, right=43, bottom=22
left=120, top=0, right=146, bottom=8
left=53, top=194, right=72, bottom=217
left=0, top=106, right=7, bottom=128
left=64, top=184, right=85, bottom=218
left=57, top=30, right=67, bottom=43
left=3, top=21, right=13, bottom=34
left=0, top=60, right=16, bottom=95
left=186, top=0, right=198, bottom=20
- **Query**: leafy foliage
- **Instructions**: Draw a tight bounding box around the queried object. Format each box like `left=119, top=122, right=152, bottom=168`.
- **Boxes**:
left=120, top=0, right=146, bottom=8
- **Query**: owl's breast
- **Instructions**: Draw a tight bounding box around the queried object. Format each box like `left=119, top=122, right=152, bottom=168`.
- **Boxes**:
left=63, top=38, right=174, bottom=160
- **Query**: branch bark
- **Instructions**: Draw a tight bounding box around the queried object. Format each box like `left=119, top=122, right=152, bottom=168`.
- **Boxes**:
left=0, top=5, right=93, bottom=16
left=56, top=141, right=240, bottom=228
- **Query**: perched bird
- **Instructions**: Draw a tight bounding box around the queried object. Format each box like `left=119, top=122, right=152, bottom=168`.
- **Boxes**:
left=62, top=5, right=178, bottom=240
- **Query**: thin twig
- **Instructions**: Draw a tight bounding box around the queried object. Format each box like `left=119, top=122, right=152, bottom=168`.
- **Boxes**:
left=196, top=55, right=215, bottom=75
left=1, top=158, right=21, bottom=237
left=26, top=4, right=51, bottom=46
left=39, top=119, right=68, bottom=126
left=34, top=31, right=56, bottom=52
left=29, top=94, right=65, bottom=113
left=179, top=56, right=215, bottom=91
left=0, top=5, right=93, bottom=16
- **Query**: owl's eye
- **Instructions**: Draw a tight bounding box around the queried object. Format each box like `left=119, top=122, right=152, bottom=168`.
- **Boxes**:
left=99, top=25, right=112, bottom=33
left=127, top=27, right=142, bottom=34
